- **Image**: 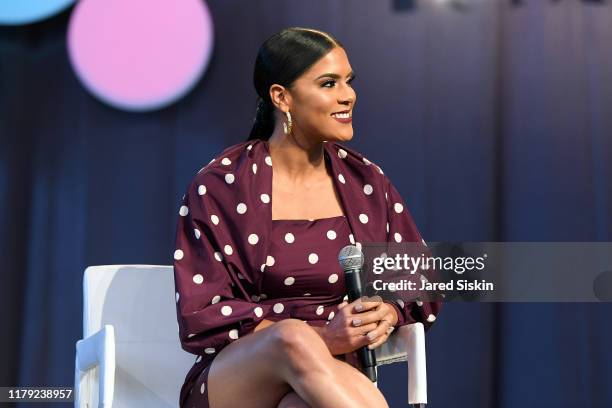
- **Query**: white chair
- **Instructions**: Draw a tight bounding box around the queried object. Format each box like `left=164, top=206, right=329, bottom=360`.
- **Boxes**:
left=74, top=265, right=428, bottom=407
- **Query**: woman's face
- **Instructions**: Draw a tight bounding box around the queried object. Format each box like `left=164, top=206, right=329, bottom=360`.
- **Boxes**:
left=286, top=46, right=357, bottom=143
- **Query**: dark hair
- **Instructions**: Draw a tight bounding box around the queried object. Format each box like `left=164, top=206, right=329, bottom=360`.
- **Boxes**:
left=248, top=27, right=343, bottom=141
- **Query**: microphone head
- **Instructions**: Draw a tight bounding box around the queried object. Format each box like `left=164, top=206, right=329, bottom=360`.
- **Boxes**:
left=338, top=245, right=365, bottom=271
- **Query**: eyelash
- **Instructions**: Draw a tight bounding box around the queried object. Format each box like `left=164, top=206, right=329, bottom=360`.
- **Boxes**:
left=322, top=76, right=356, bottom=88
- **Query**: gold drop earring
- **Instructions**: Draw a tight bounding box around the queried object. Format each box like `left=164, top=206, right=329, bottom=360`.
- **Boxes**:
left=283, top=111, right=293, bottom=135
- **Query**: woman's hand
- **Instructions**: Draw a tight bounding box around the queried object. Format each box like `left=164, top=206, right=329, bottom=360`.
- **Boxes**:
left=362, top=300, right=398, bottom=350
left=314, top=296, right=399, bottom=355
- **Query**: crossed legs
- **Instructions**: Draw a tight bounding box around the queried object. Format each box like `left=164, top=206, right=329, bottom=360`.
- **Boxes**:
left=206, top=319, right=388, bottom=408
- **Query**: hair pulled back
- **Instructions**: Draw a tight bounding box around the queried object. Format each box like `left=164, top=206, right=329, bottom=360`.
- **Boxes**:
left=247, top=27, right=342, bottom=141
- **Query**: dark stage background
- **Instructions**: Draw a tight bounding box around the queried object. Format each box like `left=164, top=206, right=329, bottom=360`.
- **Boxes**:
left=1, top=1, right=612, bottom=407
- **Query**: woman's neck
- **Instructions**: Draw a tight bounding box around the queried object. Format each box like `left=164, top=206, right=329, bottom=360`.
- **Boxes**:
left=267, top=130, right=328, bottom=185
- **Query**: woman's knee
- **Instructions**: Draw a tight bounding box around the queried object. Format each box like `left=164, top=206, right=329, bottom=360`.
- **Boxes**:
left=271, top=319, right=321, bottom=351
left=269, top=319, right=332, bottom=373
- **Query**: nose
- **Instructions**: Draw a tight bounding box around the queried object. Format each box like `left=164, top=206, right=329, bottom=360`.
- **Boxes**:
left=338, top=84, right=355, bottom=107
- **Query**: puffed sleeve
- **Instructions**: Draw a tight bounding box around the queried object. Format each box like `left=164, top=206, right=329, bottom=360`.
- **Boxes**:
left=173, top=180, right=276, bottom=356
left=380, top=173, right=442, bottom=332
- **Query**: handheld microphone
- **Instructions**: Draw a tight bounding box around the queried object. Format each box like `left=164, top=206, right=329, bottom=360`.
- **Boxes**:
left=338, top=245, right=377, bottom=383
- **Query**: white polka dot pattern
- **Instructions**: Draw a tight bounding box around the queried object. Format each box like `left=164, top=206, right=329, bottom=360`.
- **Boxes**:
left=172, top=140, right=440, bottom=367
left=266, top=255, right=275, bottom=266
left=248, top=234, right=259, bottom=245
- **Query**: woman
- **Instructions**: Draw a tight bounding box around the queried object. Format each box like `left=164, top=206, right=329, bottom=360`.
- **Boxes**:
left=173, top=27, right=441, bottom=408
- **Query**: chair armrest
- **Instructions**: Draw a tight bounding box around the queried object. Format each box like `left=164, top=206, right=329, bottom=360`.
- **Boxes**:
left=74, top=325, right=116, bottom=408
left=375, top=323, right=427, bottom=406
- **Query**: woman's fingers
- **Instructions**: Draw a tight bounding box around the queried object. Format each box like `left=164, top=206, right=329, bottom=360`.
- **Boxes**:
left=367, top=333, right=389, bottom=350
left=351, top=305, right=388, bottom=326
left=353, top=295, right=382, bottom=309
left=365, top=320, right=394, bottom=349
left=352, top=299, right=381, bottom=313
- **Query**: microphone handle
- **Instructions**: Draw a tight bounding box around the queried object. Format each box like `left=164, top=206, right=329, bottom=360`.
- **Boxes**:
left=344, top=269, right=378, bottom=382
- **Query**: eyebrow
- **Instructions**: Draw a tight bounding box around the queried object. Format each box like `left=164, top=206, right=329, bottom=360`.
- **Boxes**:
left=315, top=71, right=356, bottom=80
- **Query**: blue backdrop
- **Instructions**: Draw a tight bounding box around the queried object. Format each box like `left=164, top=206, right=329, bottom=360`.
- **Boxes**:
left=1, top=1, right=611, bottom=407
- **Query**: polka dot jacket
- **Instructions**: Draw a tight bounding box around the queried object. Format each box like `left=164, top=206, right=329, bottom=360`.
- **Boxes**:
left=173, top=140, right=442, bottom=405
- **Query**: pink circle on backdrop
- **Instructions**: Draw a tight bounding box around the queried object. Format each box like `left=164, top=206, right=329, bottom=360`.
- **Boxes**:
left=68, top=0, right=213, bottom=111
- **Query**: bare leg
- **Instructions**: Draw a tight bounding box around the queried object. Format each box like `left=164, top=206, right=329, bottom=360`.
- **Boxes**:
left=276, top=357, right=389, bottom=408
left=276, top=391, right=310, bottom=408
left=207, top=319, right=388, bottom=408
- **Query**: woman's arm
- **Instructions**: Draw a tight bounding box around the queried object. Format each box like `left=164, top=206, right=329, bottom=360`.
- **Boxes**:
left=379, top=172, right=442, bottom=330
left=174, top=178, right=277, bottom=355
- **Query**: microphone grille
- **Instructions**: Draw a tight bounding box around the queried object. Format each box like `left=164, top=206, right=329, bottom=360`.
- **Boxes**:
left=338, top=245, right=364, bottom=270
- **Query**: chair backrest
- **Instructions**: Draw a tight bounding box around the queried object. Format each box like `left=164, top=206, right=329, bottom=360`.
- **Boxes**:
left=83, top=265, right=194, bottom=407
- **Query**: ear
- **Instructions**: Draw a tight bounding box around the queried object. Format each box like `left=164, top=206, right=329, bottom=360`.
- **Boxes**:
left=269, top=84, right=292, bottom=113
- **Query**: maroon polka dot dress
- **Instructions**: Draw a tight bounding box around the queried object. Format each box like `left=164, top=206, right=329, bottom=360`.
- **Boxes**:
left=173, top=140, right=441, bottom=407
